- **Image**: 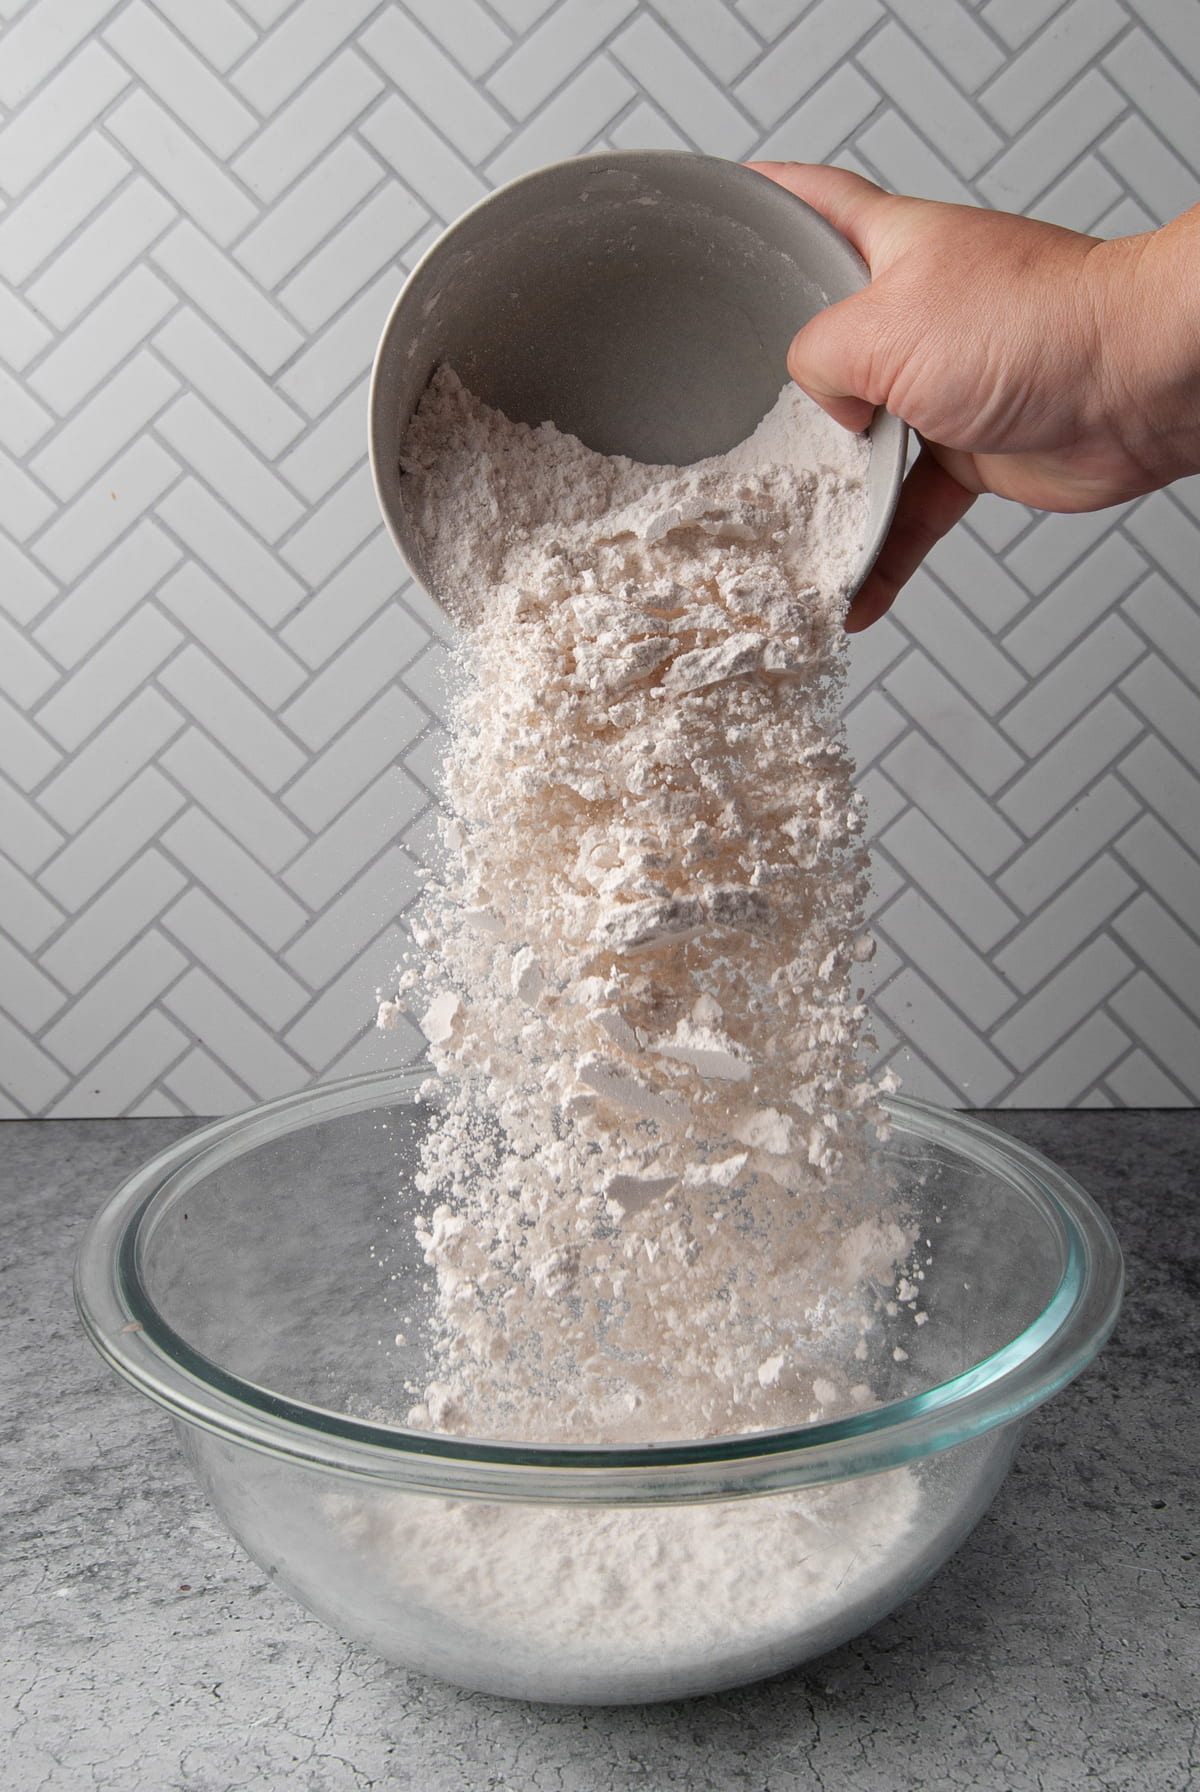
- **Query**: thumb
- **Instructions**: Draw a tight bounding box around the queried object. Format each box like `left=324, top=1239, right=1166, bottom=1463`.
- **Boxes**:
left=785, top=287, right=884, bottom=433
left=748, top=163, right=908, bottom=432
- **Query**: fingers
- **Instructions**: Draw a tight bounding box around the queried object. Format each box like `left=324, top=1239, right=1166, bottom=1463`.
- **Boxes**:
left=749, top=165, right=905, bottom=431
left=747, top=164, right=981, bottom=631
left=746, top=162, right=895, bottom=263
left=845, top=444, right=977, bottom=632
left=746, top=163, right=889, bottom=258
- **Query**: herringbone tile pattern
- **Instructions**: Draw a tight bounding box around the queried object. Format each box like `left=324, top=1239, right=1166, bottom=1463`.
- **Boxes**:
left=1, top=0, right=1197, bottom=1114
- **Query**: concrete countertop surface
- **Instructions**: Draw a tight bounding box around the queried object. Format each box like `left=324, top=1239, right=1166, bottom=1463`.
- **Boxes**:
left=3, top=1109, right=1196, bottom=1792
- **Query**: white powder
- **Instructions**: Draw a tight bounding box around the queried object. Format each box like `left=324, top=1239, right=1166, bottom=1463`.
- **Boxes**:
left=384, top=366, right=907, bottom=1445
left=362, top=367, right=920, bottom=1683
left=328, top=1466, right=920, bottom=1697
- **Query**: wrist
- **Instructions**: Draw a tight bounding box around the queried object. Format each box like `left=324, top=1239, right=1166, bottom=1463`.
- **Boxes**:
left=1093, top=206, right=1200, bottom=488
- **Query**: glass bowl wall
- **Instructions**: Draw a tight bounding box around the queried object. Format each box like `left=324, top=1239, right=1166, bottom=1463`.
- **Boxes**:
left=76, top=1069, right=1122, bottom=1705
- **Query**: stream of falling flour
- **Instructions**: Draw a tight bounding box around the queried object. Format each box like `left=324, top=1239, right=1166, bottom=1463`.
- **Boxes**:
left=378, top=366, right=912, bottom=1446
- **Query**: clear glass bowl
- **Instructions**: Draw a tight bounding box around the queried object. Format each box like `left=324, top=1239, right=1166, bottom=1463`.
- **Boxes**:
left=75, top=1068, right=1122, bottom=1705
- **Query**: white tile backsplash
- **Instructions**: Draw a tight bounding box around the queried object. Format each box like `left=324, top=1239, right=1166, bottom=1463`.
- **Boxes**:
left=1, top=0, right=1199, bottom=1113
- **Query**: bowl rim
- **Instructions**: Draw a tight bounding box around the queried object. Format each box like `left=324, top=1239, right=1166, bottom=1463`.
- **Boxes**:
left=367, top=147, right=908, bottom=609
left=75, top=1069, right=1123, bottom=1505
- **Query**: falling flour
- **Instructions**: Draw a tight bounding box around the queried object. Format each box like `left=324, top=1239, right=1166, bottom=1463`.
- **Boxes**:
left=383, top=364, right=909, bottom=1441
left=363, top=367, right=921, bottom=1683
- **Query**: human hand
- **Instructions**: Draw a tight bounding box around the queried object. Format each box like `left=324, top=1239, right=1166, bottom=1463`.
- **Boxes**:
left=750, top=162, right=1200, bottom=629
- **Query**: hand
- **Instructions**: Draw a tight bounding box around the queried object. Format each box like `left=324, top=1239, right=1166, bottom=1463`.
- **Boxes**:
left=750, top=162, right=1200, bottom=629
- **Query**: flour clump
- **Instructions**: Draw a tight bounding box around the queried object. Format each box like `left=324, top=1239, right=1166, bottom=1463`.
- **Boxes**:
left=353, top=366, right=927, bottom=1683
left=380, top=366, right=910, bottom=1446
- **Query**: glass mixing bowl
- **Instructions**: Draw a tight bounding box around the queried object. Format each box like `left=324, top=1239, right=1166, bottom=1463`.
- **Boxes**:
left=75, top=1067, right=1122, bottom=1705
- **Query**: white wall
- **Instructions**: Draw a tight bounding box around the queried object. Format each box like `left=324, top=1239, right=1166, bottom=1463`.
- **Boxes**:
left=1, top=0, right=1198, bottom=1115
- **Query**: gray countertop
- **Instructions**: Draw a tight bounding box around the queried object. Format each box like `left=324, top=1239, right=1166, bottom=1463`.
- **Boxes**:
left=3, top=1111, right=1196, bottom=1792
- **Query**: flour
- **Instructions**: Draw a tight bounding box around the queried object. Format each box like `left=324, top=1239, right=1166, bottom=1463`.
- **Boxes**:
left=363, top=366, right=920, bottom=1682
left=329, top=1465, right=920, bottom=1695
left=381, top=365, right=910, bottom=1445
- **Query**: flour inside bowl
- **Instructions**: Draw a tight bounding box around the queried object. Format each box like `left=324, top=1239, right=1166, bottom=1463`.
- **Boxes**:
left=379, top=367, right=912, bottom=1445
left=329, top=1464, right=921, bottom=1700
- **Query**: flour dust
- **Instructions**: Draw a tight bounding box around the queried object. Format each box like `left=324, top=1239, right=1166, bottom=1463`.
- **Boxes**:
left=378, top=366, right=913, bottom=1448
